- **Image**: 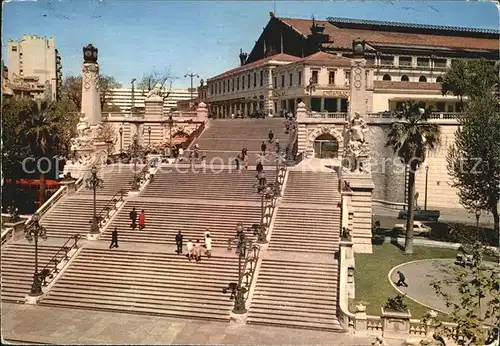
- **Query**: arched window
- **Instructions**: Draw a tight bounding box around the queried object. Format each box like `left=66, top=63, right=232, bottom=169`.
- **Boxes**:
left=419, top=75, right=427, bottom=82
left=401, top=75, right=409, bottom=82
left=314, top=134, right=339, bottom=159
left=382, top=74, right=391, bottom=81
left=436, top=76, right=443, bottom=83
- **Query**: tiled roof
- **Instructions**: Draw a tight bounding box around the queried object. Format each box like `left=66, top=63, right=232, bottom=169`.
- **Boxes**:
left=208, top=53, right=299, bottom=81
left=374, top=81, right=442, bottom=91
left=279, top=17, right=499, bottom=51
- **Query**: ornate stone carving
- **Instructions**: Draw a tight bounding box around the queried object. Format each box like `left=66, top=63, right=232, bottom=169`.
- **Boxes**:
left=343, top=112, right=370, bottom=174
left=350, top=112, right=368, bottom=143
left=307, top=125, right=343, bottom=147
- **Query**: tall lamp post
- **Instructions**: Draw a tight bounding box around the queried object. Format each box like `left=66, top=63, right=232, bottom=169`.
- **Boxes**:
left=148, top=126, right=152, bottom=146
left=184, top=73, right=200, bottom=103
left=130, top=78, right=136, bottom=117
left=130, top=134, right=141, bottom=191
left=119, top=126, right=123, bottom=154
left=25, top=213, right=47, bottom=296
left=165, top=113, right=174, bottom=148
left=85, top=166, right=104, bottom=235
left=305, top=77, right=316, bottom=110
left=424, top=165, right=429, bottom=211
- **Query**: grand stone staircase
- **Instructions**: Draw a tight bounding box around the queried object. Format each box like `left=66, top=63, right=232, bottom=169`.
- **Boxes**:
left=1, top=243, right=62, bottom=303
left=247, top=169, right=343, bottom=331
left=77, top=164, right=143, bottom=197
left=39, top=248, right=239, bottom=321
left=190, top=118, right=289, bottom=165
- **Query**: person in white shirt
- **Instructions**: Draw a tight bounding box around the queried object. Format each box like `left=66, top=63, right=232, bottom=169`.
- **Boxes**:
left=186, top=239, right=194, bottom=261
left=204, top=234, right=212, bottom=258
left=204, top=228, right=211, bottom=239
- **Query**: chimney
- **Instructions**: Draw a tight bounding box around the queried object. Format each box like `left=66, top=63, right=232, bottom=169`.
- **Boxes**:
left=239, top=48, right=248, bottom=66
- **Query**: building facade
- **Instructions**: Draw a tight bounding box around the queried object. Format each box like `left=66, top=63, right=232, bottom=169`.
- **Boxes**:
left=106, top=87, right=196, bottom=115
left=206, top=14, right=498, bottom=117
left=7, top=35, right=62, bottom=101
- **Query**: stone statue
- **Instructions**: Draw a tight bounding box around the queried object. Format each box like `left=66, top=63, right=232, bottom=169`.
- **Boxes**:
left=350, top=112, right=368, bottom=143
left=146, top=83, right=163, bottom=98
left=76, top=113, right=91, bottom=138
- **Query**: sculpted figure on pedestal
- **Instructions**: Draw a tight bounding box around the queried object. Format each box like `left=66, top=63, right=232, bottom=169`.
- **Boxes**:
left=350, top=112, right=368, bottom=143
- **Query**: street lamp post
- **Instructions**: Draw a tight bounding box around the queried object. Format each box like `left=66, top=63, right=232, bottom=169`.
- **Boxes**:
left=424, top=165, right=429, bottom=211
left=131, top=78, right=136, bottom=117
left=184, top=73, right=200, bottom=103
left=119, top=126, right=123, bottom=154
left=85, top=166, right=104, bottom=234
left=232, top=222, right=250, bottom=314
left=130, top=135, right=141, bottom=191
left=25, top=213, right=47, bottom=296
left=148, top=126, right=152, bottom=146
left=166, top=113, right=174, bottom=148
left=475, top=209, right=481, bottom=231
left=305, top=77, right=316, bottom=110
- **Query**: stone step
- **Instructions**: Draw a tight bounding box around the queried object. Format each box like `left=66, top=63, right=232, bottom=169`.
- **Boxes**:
left=40, top=248, right=239, bottom=322
left=1, top=244, right=63, bottom=303
left=248, top=258, right=341, bottom=332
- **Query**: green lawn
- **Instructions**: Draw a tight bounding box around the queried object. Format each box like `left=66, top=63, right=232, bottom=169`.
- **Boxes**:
left=350, top=242, right=457, bottom=319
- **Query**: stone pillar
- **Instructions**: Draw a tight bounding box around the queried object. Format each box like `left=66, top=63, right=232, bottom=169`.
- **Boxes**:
left=320, top=97, right=325, bottom=112
left=81, top=63, right=101, bottom=126
left=145, top=96, right=163, bottom=120
left=337, top=98, right=341, bottom=112
left=196, top=102, right=209, bottom=122
left=296, top=102, right=308, bottom=156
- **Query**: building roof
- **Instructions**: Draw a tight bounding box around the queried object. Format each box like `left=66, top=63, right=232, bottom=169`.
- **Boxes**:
left=278, top=17, right=499, bottom=52
left=208, top=53, right=299, bottom=81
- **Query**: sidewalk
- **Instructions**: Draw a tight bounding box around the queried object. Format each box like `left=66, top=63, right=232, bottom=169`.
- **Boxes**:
left=1, top=303, right=404, bottom=345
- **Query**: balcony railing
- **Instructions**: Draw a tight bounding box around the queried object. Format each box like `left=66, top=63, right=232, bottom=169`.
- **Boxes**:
left=308, top=111, right=347, bottom=119
left=368, top=111, right=462, bottom=120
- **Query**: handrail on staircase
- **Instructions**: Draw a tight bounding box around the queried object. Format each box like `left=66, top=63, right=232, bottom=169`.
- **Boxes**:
left=241, top=243, right=261, bottom=303
left=97, top=189, right=127, bottom=227
left=37, top=234, right=81, bottom=287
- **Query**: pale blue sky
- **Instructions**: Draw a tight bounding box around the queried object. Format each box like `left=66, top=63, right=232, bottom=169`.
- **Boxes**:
left=2, top=0, right=499, bottom=88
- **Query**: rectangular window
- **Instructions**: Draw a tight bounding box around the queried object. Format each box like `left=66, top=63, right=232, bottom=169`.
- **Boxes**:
left=210, top=84, right=213, bottom=94
left=399, top=57, right=412, bottom=67
left=311, top=70, right=318, bottom=84
left=328, top=71, right=335, bottom=85
left=237, top=77, right=239, bottom=90
left=344, top=70, right=350, bottom=86
left=11, top=46, right=17, bottom=52
left=260, top=71, right=263, bottom=86
left=417, top=58, right=429, bottom=67
left=436, top=102, right=446, bottom=112
left=274, top=77, right=277, bottom=88
left=298, top=71, right=302, bottom=85
left=434, top=59, right=447, bottom=68
left=242, top=76, right=245, bottom=90
left=232, top=78, right=234, bottom=91
left=223, top=81, right=226, bottom=93
left=281, top=75, right=285, bottom=87
left=447, top=105, right=454, bottom=112
left=247, top=74, right=250, bottom=88
left=289, top=73, right=293, bottom=86
left=254, top=72, right=257, bottom=87
left=381, top=56, right=394, bottom=66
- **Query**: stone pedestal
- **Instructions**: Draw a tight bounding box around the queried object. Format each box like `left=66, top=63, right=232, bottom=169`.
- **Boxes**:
left=196, top=102, right=208, bottom=122
left=381, top=308, right=411, bottom=338
left=25, top=294, right=44, bottom=305
left=343, top=174, right=374, bottom=253
left=81, top=63, right=101, bottom=126
left=145, top=96, right=163, bottom=120
left=59, top=179, right=77, bottom=195
left=230, top=311, right=248, bottom=324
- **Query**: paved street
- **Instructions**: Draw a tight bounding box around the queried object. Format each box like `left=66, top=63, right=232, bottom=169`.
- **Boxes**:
left=1, top=303, right=405, bottom=345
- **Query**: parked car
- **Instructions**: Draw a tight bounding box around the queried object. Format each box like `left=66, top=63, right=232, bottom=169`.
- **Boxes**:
left=397, top=207, right=440, bottom=222
left=393, top=221, right=431, bottom=235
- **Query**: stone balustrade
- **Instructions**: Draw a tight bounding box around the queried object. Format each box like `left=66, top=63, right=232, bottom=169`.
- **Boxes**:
left=308, top=111, right=348, bottom=119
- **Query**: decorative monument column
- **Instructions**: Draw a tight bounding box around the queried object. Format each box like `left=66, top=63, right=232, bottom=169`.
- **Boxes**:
left=63, top=44, right=108, bottom=179
left=341, top=39, right=375, bottom=253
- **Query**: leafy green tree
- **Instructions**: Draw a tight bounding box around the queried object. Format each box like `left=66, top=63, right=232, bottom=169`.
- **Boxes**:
left=430, top=242, right=500, bottom=345
left=447, top=93, right=500, bottom=233
left=16, top=101, right=65, bottom=205
left=441, top=59, right=499, bottom=108
left=386, top=101, right=441, bottom=254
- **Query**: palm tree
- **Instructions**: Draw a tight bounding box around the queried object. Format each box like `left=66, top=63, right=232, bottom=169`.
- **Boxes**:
left=386, top=101, right=441, bottom=254
left=16, top=101, right=63, bottom=206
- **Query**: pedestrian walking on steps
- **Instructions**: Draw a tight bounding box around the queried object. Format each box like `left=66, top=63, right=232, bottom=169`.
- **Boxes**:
left=205, top=234, right=212, bottom=258
left=186, top=239, right=194, bottom=261
left=176, top=230, right=183, bottom=254
left=194, top=239, right=202, bottom=262
left=243, top=152, right=249, bottom=170
left=261, top=141, right=267, bottom=156
left=204, top=228, right=211, bottom=240
left=138, top=209, right=146, bottom=231
left=396, top=271, right=408, bottom=287
left=109, top=227, right=119, bottom=249
left=129, top=207, right=137, bottom=230
left=235, top=154, right=241, bottom=170
left=268, top=130, right=274, bottom=143
left=256, top=161, right=263, bottom=174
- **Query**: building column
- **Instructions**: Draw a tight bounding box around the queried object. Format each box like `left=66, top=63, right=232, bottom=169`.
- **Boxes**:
left=320, top=98, right=325, bottom=112
left=337, top=98, right=341, bottom=112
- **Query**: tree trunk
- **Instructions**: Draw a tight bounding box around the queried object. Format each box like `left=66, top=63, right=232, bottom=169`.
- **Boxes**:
left=492, top=203, right=499, bottom=245
left=405, top=163, right=417, bottom=254
left=39, top=173, right=46, bottom=206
